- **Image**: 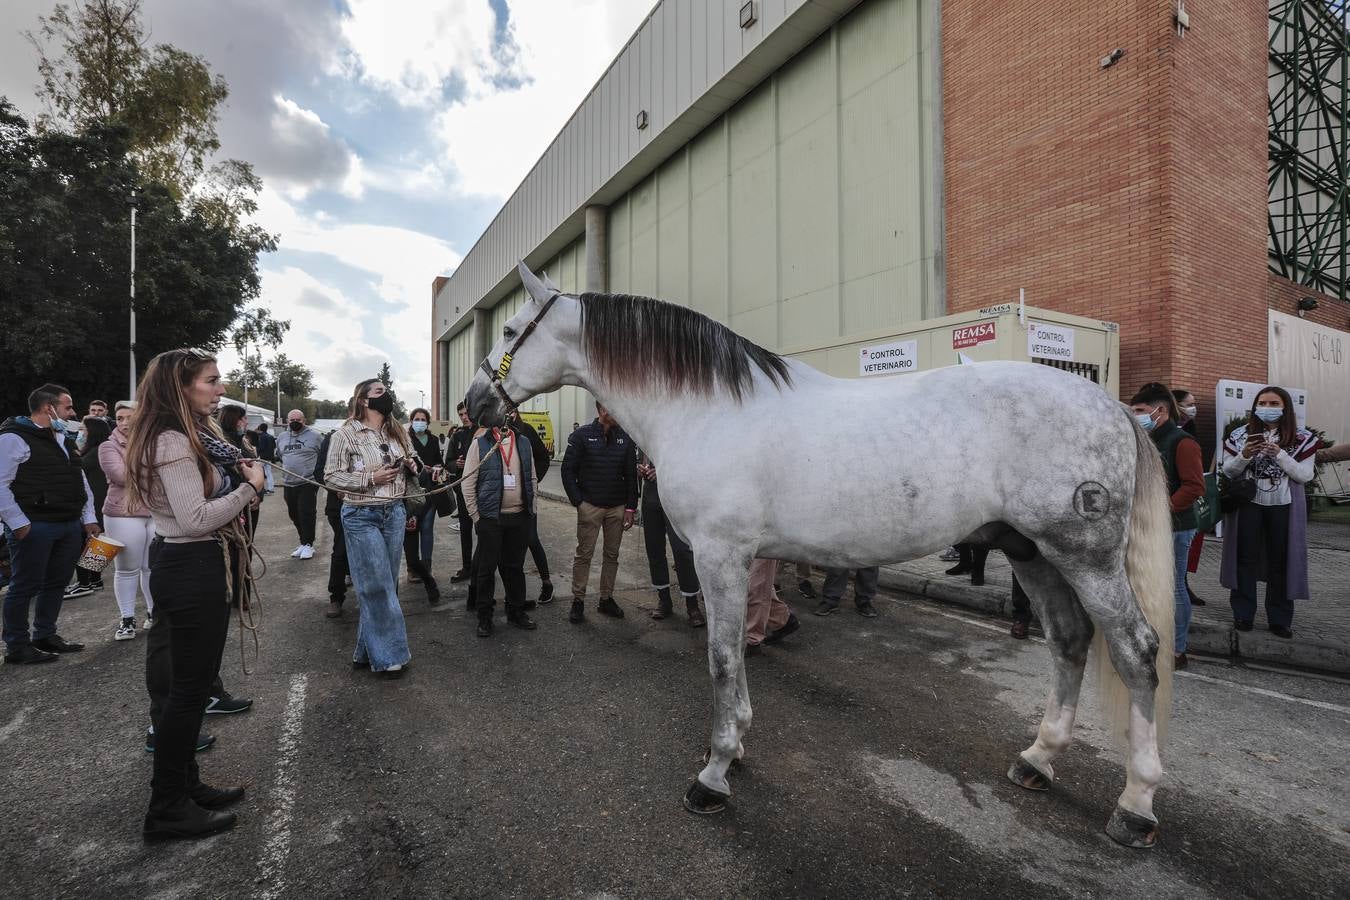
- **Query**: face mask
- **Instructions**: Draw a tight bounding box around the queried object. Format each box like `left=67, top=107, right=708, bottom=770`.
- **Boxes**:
left=1255, top=407, right=1283, bottom=424
left=367, top=393, right=394, bottom=415
left=411, top=421, right=427, bottom=434
left=1179, top=406, right=1196, bottom=421
left=76, top=432, right=87, bottom=449
left=1134, top=412, right=1157, bottom=432
left=289, top=420, right=304, bottom=432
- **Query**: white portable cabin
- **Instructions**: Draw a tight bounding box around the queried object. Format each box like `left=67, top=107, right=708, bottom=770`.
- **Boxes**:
left=784, top=303, right=1121, bottom=398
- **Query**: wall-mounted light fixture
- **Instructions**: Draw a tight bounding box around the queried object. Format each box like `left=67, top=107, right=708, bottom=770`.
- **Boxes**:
left=1297, top=296, right=1320, bottom=318
left=740, top=2, right=757, bottom=29
left=635, top=109, right=648, bottom=130
left=1100, top=48, right=1125, bottom=68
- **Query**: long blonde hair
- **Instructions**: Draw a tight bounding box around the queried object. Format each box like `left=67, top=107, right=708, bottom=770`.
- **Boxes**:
left=126, top=348, right=226, bottom=509
left=349, top=377, right=410, bottom=456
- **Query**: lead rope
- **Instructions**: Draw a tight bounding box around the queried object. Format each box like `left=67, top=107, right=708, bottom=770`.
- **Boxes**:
left=225, top=433, right=508, bottom=674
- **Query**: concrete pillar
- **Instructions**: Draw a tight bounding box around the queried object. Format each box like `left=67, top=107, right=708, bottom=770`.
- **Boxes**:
left=472, top=309, right=492, bottom=363
left=584, top=205, right=608, bottom=294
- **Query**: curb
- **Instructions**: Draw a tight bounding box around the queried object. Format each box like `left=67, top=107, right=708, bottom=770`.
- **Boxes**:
left=876, top=567, right=1350, bottom=676
left=534, top=493, right=1349, bottom=676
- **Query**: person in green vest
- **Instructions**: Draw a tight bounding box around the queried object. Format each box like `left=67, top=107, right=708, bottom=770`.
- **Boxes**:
left=1129, top=383, right=1206, bottom=669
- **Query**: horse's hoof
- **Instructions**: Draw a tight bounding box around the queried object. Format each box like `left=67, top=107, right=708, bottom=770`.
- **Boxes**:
left=683, top=780, right=730, bottom=815
left=1006, top=755, right=1052, bottom=792
left=1105, top=805, right=1158, bottom=849
left=701, top=748, right=744, bottom=770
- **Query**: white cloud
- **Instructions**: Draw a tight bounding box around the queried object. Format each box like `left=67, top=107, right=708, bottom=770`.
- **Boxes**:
left=338, top=0, right=508, bottom=107
left=242, top=188, right=462, bottom=405
left=433, top=0, right=653, bottom=199
left=267, top=96, right=363, bottom=198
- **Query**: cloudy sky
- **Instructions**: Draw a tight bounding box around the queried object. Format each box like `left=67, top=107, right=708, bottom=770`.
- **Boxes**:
left=0, top=0, right=652, bottom=409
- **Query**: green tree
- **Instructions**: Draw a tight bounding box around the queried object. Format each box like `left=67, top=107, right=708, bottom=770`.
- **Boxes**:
left=376, top=362, right=409, bottom=420
left=0, top=101, right=268, bottom=413
left=230, top=307, right=288, bottom=408
left=268, top=354, right=316, bottom=400
left=28, top=0, right=228, bottom=199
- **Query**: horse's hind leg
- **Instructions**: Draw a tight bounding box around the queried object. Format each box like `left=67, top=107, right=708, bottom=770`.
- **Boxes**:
left=684, top=546, right=753, bottom=815
left=1006, top=556, right=1093, bottom=792
left=1064, top=569, right=1165, bottom=849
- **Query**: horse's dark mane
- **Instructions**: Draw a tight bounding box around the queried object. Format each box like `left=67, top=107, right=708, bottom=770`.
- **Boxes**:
left=578, top=292, right=792, bottom=401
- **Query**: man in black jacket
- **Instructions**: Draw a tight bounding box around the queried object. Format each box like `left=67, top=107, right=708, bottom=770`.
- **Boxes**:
left=560, top=402, right=637, bottom=623
left=445, top=402, right=476, bottom=582
left=0, top=384, right=98, bottom=663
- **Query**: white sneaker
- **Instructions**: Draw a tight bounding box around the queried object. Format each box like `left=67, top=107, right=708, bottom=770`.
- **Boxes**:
left=114, top=618, right=136, bottom=641
left=299, top=544, right=315, bottom=560
left=291, top=545, right=304, bottom=558
left=448, top=522, right=460, bottom=532
left=143, top=616, right=154, bottom=630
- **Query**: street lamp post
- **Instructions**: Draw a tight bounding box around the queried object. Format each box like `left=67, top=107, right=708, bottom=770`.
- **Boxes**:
left=128, top=193, right=137, bottom=399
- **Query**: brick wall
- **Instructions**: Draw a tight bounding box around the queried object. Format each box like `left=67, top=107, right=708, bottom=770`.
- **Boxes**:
left=1267, top=274, right=1349, bottom=333
left=942, top=0, right=1270, bottom=448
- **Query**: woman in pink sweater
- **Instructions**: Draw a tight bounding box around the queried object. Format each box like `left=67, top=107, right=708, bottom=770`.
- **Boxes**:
left=98, top=400, right=155, bottom=640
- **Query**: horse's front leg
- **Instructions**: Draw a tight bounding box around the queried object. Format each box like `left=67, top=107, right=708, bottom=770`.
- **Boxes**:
left=684, top=546, right=752, bottom=815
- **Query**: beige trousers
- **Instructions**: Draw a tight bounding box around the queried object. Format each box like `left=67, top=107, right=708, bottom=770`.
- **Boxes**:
left=572, top=502, right=625, bottom=600
left=746, top=558, right=791, bottom=646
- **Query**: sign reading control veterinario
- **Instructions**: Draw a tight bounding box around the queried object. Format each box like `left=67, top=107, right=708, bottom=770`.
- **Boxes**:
left=859, top=339, right=919, bottom=376
left=1027, top=321, right=1076, bottom=361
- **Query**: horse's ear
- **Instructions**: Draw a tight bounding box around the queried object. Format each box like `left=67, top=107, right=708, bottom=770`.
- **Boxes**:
left=540, top=270, right=561, bottom=294
left=518, top=262, right=552, bottom=304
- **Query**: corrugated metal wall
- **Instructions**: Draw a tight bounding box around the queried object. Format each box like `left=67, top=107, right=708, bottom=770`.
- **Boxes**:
left=434, top=0, right=873, bottom=335
left=605, top=0, right=935, bottom=350
left=445, top=328, right=477, bottom=419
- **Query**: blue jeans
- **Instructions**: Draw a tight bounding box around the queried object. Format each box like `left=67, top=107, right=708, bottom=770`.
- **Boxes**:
left=341, top=502, right=410, bottom=671
left=3, top=519, right=84, bottom=650
left=1172, top=529, right=1196, bottom=654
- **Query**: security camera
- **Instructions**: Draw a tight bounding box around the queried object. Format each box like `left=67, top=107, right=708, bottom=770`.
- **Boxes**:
left=1298, top=296, right=1320, bottom=312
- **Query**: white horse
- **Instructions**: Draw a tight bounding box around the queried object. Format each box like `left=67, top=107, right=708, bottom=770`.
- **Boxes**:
left=466, top=263, right=1175, bottom=848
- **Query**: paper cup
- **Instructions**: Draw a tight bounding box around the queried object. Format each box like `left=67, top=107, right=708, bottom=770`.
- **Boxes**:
left=77, top=534, right=126, bottom=574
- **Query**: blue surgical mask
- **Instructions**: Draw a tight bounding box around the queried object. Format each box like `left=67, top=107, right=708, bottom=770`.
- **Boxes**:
left=49, top=413, right=67, bottom=434
left=1255, top=407, right=1283, bottom=424
left=76, top=432, right=87, bottom=449
left=411, top=421, right=428, bottom=434
left=1135, top=412, right=1157, bottom=432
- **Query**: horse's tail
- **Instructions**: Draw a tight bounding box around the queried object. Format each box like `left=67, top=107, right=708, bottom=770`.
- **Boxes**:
left=1094, top=413, right=1175, bottom=747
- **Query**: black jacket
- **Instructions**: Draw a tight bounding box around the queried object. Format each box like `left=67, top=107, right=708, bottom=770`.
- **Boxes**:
left=254, top=429, right=277, bottom=462
left=560, top=420, right=637, bottom=509
left=409, top=429, right=444, bottom=469
left=445, top=426, right=476, bottom=478
left=315, top=432, right=343, bottom=514
left=513, top=419, right=550, bottom=482
left=0, top=418, right=87, bottom=523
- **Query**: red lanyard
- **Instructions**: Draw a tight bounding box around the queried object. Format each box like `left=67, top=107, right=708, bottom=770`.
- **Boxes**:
left=494, top=429, right=515, bottom=470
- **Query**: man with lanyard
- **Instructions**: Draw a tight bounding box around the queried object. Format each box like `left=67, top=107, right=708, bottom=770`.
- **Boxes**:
left=1129, top=383, right=1204, bottom=669
left=0, top=384, right=99, bottom=663
left=460, top=417, right=539, bottom=637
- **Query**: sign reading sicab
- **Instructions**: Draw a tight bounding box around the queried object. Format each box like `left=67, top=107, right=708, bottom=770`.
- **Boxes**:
left=1028, top=322, right=1075, bottom=361
left=859, top=339, right=918, bottom=376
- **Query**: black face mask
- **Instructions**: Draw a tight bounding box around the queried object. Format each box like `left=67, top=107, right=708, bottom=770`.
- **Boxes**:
left=289, top=420, right=304, bottom=432
left=366, top=393, right=394, bottom=415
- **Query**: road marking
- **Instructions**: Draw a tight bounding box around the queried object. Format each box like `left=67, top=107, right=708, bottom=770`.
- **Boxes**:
left=256, top=674, right=309, bottom=900
left=1175, top=670, right=1350, bottom=714
left=902, top=600, right=1349, bottom=714
left=0, top=706, right=31, bottom=743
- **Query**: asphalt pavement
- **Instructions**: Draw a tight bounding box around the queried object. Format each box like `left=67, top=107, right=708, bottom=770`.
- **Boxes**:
left=1, top=494, right=1347, bottom=899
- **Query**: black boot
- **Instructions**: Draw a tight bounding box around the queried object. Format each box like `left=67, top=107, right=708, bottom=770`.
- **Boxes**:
left=686, top=595, right=706, bottom=628
left=424, top=574, right=441, bottom=607
left=143, top=797, right=236, bottom=840
left=651, top=587, right=674, bottom=620
left=190, top=782, right=246, bottom=810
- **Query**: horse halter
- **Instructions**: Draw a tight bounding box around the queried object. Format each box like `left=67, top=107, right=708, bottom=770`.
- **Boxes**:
left=477, top=290, right=560, bottom=416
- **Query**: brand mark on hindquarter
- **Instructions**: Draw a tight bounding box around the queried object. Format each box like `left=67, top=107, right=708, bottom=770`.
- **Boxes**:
left=1073, top=482, right=1111, bottom=520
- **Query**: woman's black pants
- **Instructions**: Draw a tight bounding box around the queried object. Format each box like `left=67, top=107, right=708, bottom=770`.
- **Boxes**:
left=145, top=539, right=229, bottom=809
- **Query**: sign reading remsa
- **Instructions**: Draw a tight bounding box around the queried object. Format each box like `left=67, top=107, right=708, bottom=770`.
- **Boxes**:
left=1028, top=322, right=1075, bottom=361
left=859, top=340, right=918, bottom=376
left=953, top=321, right=996, bottom=350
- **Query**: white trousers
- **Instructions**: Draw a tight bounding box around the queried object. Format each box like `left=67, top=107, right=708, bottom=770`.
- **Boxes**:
left=104, top=515, right=155, bottom=618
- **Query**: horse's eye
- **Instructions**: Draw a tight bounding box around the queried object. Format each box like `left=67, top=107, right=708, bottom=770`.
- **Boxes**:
left=503, top=327, right=517, bottom=340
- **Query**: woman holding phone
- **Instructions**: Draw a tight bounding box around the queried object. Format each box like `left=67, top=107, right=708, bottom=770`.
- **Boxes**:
left=1219, top=386, right=1317, bottom=638
left=324, top=378, right=420, bottom=675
